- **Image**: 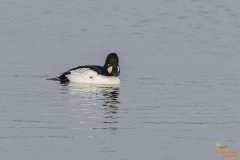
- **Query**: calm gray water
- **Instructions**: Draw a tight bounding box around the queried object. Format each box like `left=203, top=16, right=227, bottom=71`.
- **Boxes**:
left=1, top=0, right=240, bottom=160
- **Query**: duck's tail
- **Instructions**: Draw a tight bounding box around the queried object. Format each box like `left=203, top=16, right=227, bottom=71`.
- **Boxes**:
left=47, top=74, right=70, bottom=84
left=47, top=77, right=61, bottom=81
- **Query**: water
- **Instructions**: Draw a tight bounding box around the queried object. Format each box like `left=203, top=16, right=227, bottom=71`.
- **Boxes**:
left=1, top=0, right=240, bottom=159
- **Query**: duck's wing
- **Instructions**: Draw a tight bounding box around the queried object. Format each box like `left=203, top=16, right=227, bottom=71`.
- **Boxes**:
left=58, top=65, right=103, bottom=83
left=69, top=65, right=102, bottom=77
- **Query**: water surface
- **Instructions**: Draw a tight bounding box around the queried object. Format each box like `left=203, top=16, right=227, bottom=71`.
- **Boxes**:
left=1, top=0, right=240, bottom=160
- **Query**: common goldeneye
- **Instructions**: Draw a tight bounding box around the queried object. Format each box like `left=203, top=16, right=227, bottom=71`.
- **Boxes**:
left=49, top=53, right=120, bottom=84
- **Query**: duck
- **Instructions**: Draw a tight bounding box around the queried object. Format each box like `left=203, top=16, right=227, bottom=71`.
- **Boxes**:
left=49, top=53, right=120, bottom=84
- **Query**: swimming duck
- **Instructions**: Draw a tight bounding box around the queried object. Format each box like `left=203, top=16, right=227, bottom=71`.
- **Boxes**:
left=49, top=53, right=120, bottom=84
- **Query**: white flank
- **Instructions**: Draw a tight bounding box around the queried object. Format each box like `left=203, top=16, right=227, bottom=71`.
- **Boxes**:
left=65, top=68, right=120, bottom=84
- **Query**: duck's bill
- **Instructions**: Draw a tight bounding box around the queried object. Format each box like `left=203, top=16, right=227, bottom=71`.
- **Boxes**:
left=112, top=65, right=120, bottom=76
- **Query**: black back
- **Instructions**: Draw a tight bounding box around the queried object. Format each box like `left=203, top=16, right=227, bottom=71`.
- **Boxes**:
left=58, top=65, right=103, bottom=83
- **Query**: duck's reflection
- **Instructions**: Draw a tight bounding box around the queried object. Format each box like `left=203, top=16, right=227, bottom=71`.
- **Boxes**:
left=67, top=83, right=120, bottom=126
left=68, top=83, right=120, bottom=107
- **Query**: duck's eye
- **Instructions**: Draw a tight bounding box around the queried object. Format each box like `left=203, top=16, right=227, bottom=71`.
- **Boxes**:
left=108, top=64, right=110, bottom=66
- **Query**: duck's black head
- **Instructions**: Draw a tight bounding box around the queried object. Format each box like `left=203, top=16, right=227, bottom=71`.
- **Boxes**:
left=104, top=53, right=120, bottom=77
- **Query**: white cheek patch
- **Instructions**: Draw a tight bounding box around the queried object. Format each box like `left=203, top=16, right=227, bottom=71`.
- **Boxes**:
left=107, top=66, right=112, bottom=73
